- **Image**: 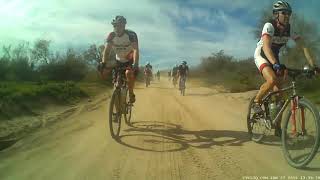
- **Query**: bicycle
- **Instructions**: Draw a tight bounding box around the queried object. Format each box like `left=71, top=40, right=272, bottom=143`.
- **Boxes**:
left=172, top=76, right=177, bottom=88
left=109, top=65, right=133, bottom=139
left=144, top=70, right=152, bottom=87
left=179, top=75, right=186, bottom=96
left=247, top=67, right=320, bottom=168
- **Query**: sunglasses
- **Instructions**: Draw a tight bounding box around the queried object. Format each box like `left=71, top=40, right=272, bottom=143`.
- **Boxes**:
left=280, top=11, right=292, bottom=16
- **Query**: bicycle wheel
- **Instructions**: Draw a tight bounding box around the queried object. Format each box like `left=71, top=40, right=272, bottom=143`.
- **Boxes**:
left=180, top=78, right=185, bottom=96
left=109, top=89, right=122, bottom=138
left=247, top=97, right=270, bottom=143
left=124, top=89, right=132, bottom=125
left=145, top=76, right=150, bottom=87
left=181, top=88, right=185, bottom=96
left=282, top=98, right=320, bottom=168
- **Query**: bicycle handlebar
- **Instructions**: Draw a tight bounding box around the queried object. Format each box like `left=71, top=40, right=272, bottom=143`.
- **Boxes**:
left=286, top=68, right=317, bottom=79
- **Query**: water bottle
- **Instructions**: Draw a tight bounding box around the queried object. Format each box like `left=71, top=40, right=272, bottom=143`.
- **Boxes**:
left=269, top=102, right=277, bottom=120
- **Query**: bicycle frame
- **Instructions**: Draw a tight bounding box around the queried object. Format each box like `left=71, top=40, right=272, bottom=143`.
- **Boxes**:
left=114, top=67, right=127, bottom=88
left=261, top=76, right=305, bottom=134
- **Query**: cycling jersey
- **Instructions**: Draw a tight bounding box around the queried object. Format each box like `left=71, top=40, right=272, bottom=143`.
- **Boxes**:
left=254, top=20, right=299, bottom=72
left=178, top=64, right=189, bottom=76
left=106, top=30, right=138, bottom=63
left=144, top=65, right=152, bottom=75
left=172, top=67, right=178, bottom=76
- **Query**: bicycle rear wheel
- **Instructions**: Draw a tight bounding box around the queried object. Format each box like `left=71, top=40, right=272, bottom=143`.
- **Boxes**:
left=180, top=88, right=185, bottom=96
left=124, top=90, right=132, bottom=125
left=109, top=89, right=122, bottom=139
left=247, top=97, right=270, bottom=143
left=179, top=77, right=186, bottom=96
left=282, top=98, right=320, bottom=168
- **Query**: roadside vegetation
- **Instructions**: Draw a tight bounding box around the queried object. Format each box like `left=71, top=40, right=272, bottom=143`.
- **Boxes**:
left=0, top=40, right=113, bottom=120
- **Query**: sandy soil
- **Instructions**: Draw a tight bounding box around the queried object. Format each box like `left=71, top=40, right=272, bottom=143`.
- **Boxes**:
left=0, top=80, right=319, bottom=180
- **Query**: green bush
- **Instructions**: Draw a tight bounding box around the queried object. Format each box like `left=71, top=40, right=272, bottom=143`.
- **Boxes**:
left=192, top=50, right=263, bottom=92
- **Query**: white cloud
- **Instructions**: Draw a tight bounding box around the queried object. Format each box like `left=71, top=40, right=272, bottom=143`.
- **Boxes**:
left=0, top=0, right=271, bottom=69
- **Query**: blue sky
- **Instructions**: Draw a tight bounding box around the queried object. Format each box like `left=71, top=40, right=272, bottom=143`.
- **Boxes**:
left=0, top=0, right=319, bottom=69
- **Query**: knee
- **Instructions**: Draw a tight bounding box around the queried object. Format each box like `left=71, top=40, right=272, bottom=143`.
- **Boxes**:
left=126, top=70, right=134, bottom=79
left=266, top=77, right=277, bottom=87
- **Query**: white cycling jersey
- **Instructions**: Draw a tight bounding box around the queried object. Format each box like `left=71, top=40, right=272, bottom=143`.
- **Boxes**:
left=106, top=30, right=138, bottom=63
left=254, top=20, right=299, bottom=72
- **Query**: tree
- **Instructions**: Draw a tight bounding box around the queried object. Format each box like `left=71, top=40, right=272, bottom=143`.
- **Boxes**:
left=83, top=44, right=104, bottom=65
left=2, top=45, right=12, bottom=60
left=31, top=39, right=51, bottom=65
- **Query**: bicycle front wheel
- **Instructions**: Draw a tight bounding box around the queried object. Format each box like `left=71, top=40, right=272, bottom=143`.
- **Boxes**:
left=282, top=98, right=320, bottom=168
left=109, top=89, right=122, bottom=139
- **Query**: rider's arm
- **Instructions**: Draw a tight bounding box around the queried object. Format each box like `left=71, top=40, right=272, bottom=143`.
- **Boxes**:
left=262, top=35, right=278, bottom=65
left=295, top=38, right=317, bottom=67
left=102, top=32, right=115, bottom=64
left=102, top=43, right=112, bottom=63
left=261, top=23, right=278, bottom=65
left=132, top=42, right=139, bottom=65
left=129, top=31, right=139, bottom=65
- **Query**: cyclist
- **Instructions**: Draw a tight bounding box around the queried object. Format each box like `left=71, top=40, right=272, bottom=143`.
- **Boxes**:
left=156, top=70, right=160, bottom=81
left=144, top=62, right=153, bottom=79
left=177, top=61, right=189, bottom=90
left=252, top=1, right=318, bottom=136
left=171, top=64, right=179, bottom=86
left=99, top=15, right=139, bottom=103
left=168, top=70, right=171, bottom=81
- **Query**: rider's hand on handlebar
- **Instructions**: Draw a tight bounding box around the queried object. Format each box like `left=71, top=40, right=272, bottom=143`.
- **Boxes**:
left=272, top=63, right=286, bottom=71
left=273, top=63, right=286, bottom=76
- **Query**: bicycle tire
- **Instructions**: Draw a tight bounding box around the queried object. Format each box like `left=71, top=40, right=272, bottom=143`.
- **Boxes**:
left=109, top=89, right=122, bottom=139
left=247, top=96, right=268, bottom=143
left=124, top=89, right=132, bottom=125
left=282, top=98, right=320, bottom=168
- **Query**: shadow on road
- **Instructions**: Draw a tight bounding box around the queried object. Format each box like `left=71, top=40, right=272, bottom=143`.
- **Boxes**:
left=186, top=93, right=219, bottom=97
left=0, top=139, right=19, bottom=152
left=115, top=121, right=251, bottom=152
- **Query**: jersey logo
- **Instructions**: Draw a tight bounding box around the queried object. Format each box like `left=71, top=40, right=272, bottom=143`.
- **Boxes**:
left=267, top=28, right=271, bottom=33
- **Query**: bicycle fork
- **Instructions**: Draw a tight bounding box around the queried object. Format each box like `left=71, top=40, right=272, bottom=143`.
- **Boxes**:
left=290, top=96, right=306, bottom=135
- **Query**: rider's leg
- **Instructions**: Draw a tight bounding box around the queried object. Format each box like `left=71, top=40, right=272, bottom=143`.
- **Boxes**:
left=126, top=69, right=135, bottom=103
left=253, top=66, right=277, bottom=113
left=254, top=66, right=277, bottom=103
left=273, top=83, right=283, bottom=137
left=178, top=75, right=182, bottom=90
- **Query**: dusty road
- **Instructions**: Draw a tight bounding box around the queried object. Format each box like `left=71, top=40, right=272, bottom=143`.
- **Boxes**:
left=0, top=80, right=319, bottom=180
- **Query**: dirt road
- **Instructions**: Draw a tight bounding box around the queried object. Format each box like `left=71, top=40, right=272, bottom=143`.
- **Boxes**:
left=0, top=80, right=319, bottom=180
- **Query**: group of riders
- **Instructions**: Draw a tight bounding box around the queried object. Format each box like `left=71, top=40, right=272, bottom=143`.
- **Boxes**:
left=168, top=62, right=189, bottom=89
left=98, top=1, right=319, bottom=136
left=143, top=62, right=161, bottom=83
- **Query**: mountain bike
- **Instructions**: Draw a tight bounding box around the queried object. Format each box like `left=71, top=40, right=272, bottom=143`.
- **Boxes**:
left=247, top=67, right=320, bottom=168
left=109, top=65, right=133, bottom=139
left=144, top=70, right=152, bottom=87
left=172, top=76, right=177, bottom=88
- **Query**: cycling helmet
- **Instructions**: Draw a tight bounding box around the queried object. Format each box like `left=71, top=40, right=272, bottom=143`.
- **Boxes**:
left=111, top=15, right=127, bottom=25
left=182, top=61, right=187, bottom=65
left=273, top=1, right=292, bottom=13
